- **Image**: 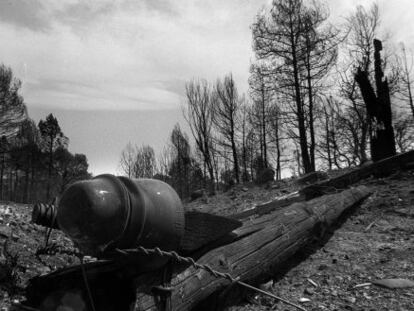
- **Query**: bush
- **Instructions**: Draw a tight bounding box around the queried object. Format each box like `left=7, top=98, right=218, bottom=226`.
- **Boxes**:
left=256, top=168, right=275, bottom=184
left=190, top=189, right=204, bottom=201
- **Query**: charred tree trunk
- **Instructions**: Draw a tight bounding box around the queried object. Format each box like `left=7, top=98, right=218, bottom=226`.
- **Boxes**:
left=275, top=122, right=281, bottom=181
left=24, top=167, right=29, bottom=203
left=30, top=162, right=36, bottom=202
left=47, top=139, right=53, bottom=200
left=323, top=105, right=332, bottom=170
left=230, top=124, right=240, bottom=184
left=261, top=84, right=268, bottom=168
left=13, top=169, right=19, bottom=202
left=0, top=153, right=4, bottom=200
left=355, top=39, right=396, bottom=162
left=290, top=31, right=312, bottom=174
left=8, top=167, right=13, bottom=201
left=306, top=64, right=316, bottom=171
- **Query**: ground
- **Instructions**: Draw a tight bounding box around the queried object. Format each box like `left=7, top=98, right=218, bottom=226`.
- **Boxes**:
left=0, top=169, right=413, bottom=311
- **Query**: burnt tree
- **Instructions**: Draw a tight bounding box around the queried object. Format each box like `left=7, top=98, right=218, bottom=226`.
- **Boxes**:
left=355, top=39, right=396, bottom=161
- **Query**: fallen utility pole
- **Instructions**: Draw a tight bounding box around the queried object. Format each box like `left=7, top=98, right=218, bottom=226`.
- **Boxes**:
left=132, top=186, right=371, bottom=310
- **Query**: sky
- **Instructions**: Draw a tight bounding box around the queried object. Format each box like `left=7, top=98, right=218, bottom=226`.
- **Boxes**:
left=0, top=0, right=413, bottom=175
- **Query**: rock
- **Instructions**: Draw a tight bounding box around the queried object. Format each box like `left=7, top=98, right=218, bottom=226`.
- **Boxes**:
left=318, top=264, right=329, bottom=271
left=0, top=225, right=11, bottom=238
left=335, top=276, right=344, bottom=282
left=259, top=280, right=273, bottom=291
left=37, top=266, right=51, bottom=275
left=242, top=187, right=248, bottom=192
left=304, top=287, right=315, bottom=295
left=299, top=297, right=311, bottom=303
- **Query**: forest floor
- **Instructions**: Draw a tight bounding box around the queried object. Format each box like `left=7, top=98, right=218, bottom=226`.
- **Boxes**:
left=0, top=168, right=414, bottom=311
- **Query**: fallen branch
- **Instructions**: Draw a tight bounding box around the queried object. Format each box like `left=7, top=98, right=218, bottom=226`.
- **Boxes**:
left=233, top=151, right=414, bottom=221
left=231, top=191, right=304, bottom=220
left=300, top=150, right=414, bottom=199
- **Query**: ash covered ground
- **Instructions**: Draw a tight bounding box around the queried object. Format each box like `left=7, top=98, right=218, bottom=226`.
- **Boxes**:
left=0, top=169, right=414, bottom=311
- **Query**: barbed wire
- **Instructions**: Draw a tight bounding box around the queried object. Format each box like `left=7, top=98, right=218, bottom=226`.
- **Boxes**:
left=114, top=246, right=307, bottom=311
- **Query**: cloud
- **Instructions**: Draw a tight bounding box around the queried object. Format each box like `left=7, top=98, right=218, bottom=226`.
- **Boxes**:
left=138, top=0, right=179, bottom=17
left=0, top=0, right=412, bottom=112
left=53, top=2, right=116, bottom=31
left=0, top=0, right=50, bottom=31
left=0, top=0, right=270, bottom=111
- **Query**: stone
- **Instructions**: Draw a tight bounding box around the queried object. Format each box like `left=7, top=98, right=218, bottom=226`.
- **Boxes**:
left=304, top=287, right=315, bottom=295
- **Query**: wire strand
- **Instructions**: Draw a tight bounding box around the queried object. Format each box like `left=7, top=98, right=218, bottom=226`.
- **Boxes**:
left=115, top=246, right=307, bottom=311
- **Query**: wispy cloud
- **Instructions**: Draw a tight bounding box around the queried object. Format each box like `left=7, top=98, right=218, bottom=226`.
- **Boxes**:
left=0, top=0, right=270, bottom=110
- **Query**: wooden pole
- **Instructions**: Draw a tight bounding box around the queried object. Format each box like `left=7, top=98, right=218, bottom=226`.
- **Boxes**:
left=133, top=186, right=371, bottom=310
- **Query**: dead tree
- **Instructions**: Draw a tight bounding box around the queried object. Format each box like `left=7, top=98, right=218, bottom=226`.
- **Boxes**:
left=119, top=142, right=136, bottom=178
left=249, top=64, right=271, bottom=168
left=338, top=3, right=380, bottom=164
left=252, top=0, right=313, bottom=174
left=301, top=3, right=339, bottom=171
left=355, top=39, right=396, bottom=161
left=398, top=43, right=414, bottom=118
left=184, top=80, right=216, bottom=192
left=240, top=100, right=252, bottom=182
left=133, top=145, right=156, bottom=178
left=214, top=74, right=241, bottom=184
